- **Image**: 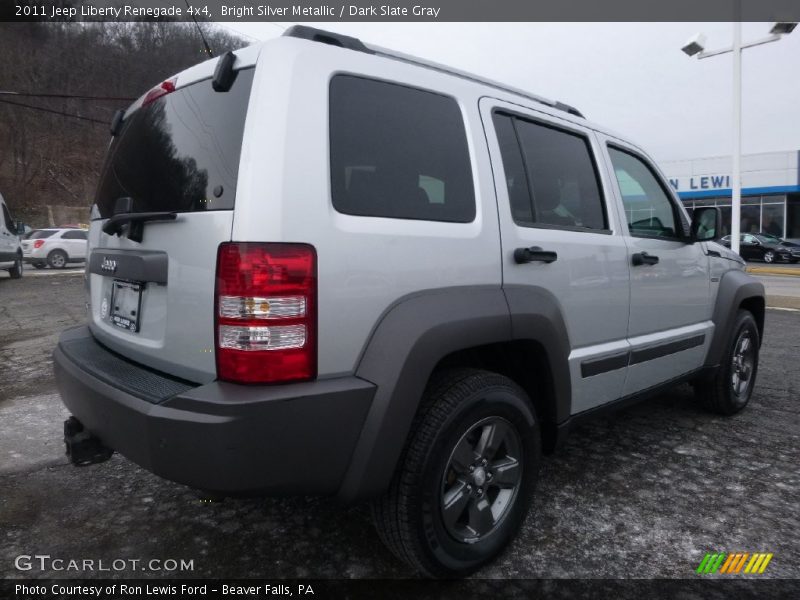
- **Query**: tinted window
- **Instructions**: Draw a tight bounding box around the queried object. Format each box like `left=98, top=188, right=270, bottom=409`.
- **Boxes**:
left=608, top=147, right=679, bottom=238
left=492, top=114, right=533, bottom=223
left=494, top=113, right=606, bottom=230
left=31, top=230, right=57, bottom=239
left=329, top=76, right=475, bottom=223
left=62, top=230, right=87, bottom=240
left=1, top=204, right=12, bottom=229
left=95, top=69, right=255, bottom=219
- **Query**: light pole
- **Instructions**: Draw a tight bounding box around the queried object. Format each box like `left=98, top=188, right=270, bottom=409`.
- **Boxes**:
left=681, top=21, right=797, bottom=256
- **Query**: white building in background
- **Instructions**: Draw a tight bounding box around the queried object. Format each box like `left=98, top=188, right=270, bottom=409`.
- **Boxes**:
left=661, top=150, right=800, bottom=241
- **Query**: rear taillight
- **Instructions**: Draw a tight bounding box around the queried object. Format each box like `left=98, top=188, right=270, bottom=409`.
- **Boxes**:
left=215, top=243, right=317, bottom=384
left=33, top=240, right=45, bottom=249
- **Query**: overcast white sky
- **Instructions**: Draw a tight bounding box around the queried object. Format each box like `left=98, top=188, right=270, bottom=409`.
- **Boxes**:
left=216, top=22, right=800, bottom=162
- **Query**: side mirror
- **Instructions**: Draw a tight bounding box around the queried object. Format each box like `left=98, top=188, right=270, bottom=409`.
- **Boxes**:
left=15, top=222, right=26, bottom=235
left=690, top=207, right=721, bottom=242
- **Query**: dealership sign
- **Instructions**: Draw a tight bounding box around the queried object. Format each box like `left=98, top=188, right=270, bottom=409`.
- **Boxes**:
left=668, top=175, right=731, bottom=192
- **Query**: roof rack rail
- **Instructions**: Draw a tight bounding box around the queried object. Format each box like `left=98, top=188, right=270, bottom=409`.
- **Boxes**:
left=282, top=26, right=584, bottom=119
left=553, top=101, right=584, bottom=118
left=283, top=25, right=374, bottom=55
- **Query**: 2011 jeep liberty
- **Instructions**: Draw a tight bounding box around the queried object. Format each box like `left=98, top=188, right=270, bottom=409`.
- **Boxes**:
left=54, top=26, right=765, bottom=577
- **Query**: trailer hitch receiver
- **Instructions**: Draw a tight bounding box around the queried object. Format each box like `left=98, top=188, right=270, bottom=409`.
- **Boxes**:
left=64, top=417, right=114, bottom=466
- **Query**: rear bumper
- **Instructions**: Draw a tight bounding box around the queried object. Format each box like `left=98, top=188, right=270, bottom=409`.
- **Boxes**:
left=54, top=326, right=376, bottom=496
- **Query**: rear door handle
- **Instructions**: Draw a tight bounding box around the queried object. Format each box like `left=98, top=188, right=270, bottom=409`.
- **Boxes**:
left=514, top=246, right=558, bottom=264
left=632, top=251, right=659, bottom=266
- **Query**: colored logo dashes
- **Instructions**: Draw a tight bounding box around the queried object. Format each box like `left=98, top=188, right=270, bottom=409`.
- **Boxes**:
left=696, top=552, right=773, bottom=574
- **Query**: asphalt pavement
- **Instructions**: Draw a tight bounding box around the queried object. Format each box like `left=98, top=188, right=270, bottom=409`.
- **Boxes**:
left=0, top=271, right=798, bottom=580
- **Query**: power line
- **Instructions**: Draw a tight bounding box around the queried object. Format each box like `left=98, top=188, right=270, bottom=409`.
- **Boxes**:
left=0, top=97, right=107, bottom=125
left=0, top=91, right=135, bottom=101
left=214, top=23, right=262, bottom=42
left=215, top=21, right=293, bottom=41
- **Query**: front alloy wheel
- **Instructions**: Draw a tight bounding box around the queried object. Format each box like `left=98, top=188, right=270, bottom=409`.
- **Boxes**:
left=695, top=309, right=759, bottom=415
left=731, top=329, right=756, bottom=401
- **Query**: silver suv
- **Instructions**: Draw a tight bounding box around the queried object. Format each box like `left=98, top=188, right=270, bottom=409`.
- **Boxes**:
left=54, top=27, right=765, bottom=577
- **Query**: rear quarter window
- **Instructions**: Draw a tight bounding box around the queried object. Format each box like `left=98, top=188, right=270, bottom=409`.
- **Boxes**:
left=329, top=75, right=475, bottom=223
left=30, top=230, right=57, bottom=239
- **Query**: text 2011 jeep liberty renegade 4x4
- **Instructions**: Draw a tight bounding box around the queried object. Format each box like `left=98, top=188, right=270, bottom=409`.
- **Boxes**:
left=55, top=27, right=765, bottom=577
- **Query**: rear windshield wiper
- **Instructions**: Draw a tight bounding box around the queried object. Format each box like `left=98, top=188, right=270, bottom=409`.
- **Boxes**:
left=102, top=211, right=177, bottom=243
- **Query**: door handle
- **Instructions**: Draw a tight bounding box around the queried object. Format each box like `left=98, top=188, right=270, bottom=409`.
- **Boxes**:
left=632, top=251, right=659, bottom=266
left=514, top=246, right=558, bottom=264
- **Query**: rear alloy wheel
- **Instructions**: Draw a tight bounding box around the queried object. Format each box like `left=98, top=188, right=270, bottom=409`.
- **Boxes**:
left=763, top=251, right=775, bottom=264
left=440, top=416, right=523, bottom=544
left=695, top=310, right=759, bottom=415
left=372, top=369, right=540, bottom=577
left=8, top=255, right=23, bottom=279
left=47, top=249, right=68, bottom=269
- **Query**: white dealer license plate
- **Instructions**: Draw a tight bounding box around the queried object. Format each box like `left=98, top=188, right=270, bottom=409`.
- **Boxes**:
left=109, top=280, right=143, bottom=332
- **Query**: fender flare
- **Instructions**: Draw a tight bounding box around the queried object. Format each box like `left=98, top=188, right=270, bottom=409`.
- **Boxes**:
left=336, top=285, right=571, bottom=501
left=704, top=268, right=765, bottom=368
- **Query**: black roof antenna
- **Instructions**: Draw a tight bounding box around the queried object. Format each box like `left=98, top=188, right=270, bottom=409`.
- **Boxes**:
left=184, top=0, right=214, bottom=58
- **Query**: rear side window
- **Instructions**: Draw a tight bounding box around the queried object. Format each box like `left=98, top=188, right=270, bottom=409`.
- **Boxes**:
left=329, top=75, right=475, bottom=223
left=493, top=112, right=607, bottom=231
left=30, top=230, right=57, bottom=239
left=62, top=230, right=88, bottom=240
left=95, top=69, right=255, bottom=219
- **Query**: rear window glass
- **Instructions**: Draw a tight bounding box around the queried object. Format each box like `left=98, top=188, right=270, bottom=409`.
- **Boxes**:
left=95, top=68, right=254, bottom=219
left=329, top=75, right=475, bottom=223
left=30, top=230, right=57, bottom=239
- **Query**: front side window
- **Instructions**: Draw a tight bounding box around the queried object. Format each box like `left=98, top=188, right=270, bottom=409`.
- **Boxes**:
left=62, top=230, right=87, bottom=240
left=608, top=147, right=679, bottom=238
left=329, top=75, right=475, bottom=223
left=492, top=112, right=607, bottom=231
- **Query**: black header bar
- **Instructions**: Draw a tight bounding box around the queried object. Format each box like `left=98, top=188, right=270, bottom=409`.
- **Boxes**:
left=3, top=0, right=800, bottom=23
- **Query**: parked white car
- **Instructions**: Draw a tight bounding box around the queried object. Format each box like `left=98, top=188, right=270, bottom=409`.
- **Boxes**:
left=21, top=227, right=88, bottom=269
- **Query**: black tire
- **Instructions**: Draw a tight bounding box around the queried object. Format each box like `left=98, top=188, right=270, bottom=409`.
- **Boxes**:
left=8, top=254, right=23, bottom=279
left=762, top=250, right=775, bottom=264
left=695, top=310, right=759, bottom=416
left=372, top=368, right=540, bottom=578
left=32, top=262, right=46, bottom=269
left=47, top=249, right=68, bottom=269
